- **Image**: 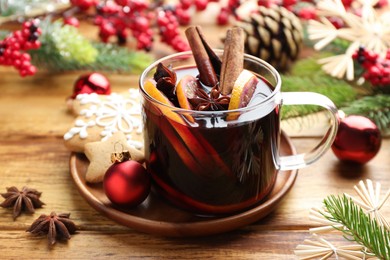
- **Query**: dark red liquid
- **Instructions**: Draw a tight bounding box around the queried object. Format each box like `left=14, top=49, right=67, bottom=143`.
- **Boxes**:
left=141, top=67, right=280, bottom=214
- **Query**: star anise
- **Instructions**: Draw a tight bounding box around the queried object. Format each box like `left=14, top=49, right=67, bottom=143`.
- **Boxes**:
left=189, top=86, right=230, bottom=111
left=0, top=186, right=45, bottom=220
left=27, top=212, right=78, bottom=245
left=153, top=62, right=179, bottom=106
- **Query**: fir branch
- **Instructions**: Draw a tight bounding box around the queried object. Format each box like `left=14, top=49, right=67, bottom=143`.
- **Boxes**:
left=91, top=42, right=152, bottom=73
left=341, top=95, right=390, bottom=133
left=0, top=30, right=9, bottom=40
left=281, top=56, right=357, bottom=119
left=28, top=19, right=152, bottom=74
left=323, top=194, right=390, bottom=259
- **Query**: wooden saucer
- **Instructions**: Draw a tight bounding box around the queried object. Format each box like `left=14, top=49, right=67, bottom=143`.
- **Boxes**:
left=69, top=132, right=297, bottom=237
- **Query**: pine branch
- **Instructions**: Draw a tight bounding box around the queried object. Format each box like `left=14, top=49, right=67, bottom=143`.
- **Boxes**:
left=0, top=30, right=9, bottom=39
left=341, top=95, right=390, bottom=133
left=28, top=19, right=152, bottom=74
left=323, top=194, right=390, bottom=259
left=91, top=42, right=152, bottom=73
left=281, top=56, right=357, bottom=119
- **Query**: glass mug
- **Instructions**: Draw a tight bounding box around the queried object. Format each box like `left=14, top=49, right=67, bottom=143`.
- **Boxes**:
left=139, top=50, right=339, bottom=215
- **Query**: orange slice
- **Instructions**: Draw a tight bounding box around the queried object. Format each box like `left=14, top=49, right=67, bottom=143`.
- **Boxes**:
left=228, top=69, right=259, bottom=110
left=176, top=75, right=197, bottom=110
left=143, top=80, right=185, bottom=125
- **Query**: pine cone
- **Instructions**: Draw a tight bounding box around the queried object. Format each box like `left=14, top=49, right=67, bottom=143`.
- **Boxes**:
left=236, top=5, right=303, bottom=71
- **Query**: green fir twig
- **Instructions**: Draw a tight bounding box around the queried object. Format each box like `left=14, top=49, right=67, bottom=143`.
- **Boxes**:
left=341, top=95, right=390, bottom=133
left=281, top=56, right=357, bottom=119
left=323, top=194, right=390, bottom=259
left=28, top=19, right=152, bottom=73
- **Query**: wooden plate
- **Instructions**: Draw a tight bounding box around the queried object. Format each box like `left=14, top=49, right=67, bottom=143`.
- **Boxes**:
left=69, top=132, right=298, bottom=237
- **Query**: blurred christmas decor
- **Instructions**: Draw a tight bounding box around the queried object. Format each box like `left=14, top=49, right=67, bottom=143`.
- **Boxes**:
left=0, top=19, right=152, bottom=75
left=0, top=0, right=390, bottom=135
left=0, top=19, right=41, bottom=76
left=295, top=179, right=390, bottom=259
left=307, top=0, right=390, bottom=81
left=0, top=0, right=70, bottom=23
left=236, top=5, right=303, bottom=71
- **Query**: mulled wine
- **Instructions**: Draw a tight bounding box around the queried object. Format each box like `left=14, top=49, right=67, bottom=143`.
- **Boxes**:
left=139, top=26, right=339, bottom=215
left=141, top=65, right=280, bottom=214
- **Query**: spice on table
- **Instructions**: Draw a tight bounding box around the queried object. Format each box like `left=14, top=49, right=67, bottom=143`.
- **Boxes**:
left=27, top=212, right=78, bottom=245
left=0, top=186, right=45, bottom=220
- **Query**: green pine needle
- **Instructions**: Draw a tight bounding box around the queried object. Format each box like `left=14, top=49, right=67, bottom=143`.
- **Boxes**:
left=341, top=95, right=390, bottom=133
left=323, top=194, right=390, bottom=259
left=91, top=42, right=152, bottom=73
left=281, top=56, right=357, bottom=119
left=0, top=30, right=9, bottom=39
left=28, top=19, right=152, bottom=74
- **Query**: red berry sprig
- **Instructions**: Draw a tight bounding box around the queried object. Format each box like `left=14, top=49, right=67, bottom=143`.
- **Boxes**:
left=68, top=0, right=217, bottom=51
left=217, top=0, right=240, bottom=25
left=0, top=19, right=41, bottom=77
left=353, top=47, right=390, bottom=89
left=157, top=9, right=189, bottom=52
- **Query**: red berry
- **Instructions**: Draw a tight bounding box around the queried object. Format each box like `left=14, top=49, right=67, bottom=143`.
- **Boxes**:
left=283, top=0, right=297, bottom=9
left=217, top=8, right=230, bottom=25
left=115, top=0, right=129, bottom=6
left=64, top=17, right=80, bottom=27
left=195, top=0, right=208, bottom=11
left=176, top=8, right=191, bottom=25
left=298, top=7, right=317, bottom=20
left=71, top=0, right=98, bottom=10
left=135, top=16, right=150, bottom=31
left=180, top=0, right=193, bottom=9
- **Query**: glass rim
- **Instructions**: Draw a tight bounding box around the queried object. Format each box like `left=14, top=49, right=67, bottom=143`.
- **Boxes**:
left=139, top=49, right=282, bottom=115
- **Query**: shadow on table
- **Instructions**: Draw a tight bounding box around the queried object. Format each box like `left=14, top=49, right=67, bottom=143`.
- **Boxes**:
left=330, top=161, right=368, bottom=180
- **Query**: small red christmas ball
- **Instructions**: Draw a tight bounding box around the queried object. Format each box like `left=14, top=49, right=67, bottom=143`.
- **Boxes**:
left=103, top=161, right=151, bottom=207
left=332, top=114, right=381, bottom=164
left=71, top=72, right=111, bottom=99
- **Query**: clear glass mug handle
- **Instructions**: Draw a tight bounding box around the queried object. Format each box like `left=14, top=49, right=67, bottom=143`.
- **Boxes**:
left=278, top=92, right=340, bottom=171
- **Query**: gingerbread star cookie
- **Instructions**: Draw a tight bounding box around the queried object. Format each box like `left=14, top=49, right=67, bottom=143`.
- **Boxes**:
left=64, top=89, right=144, bottom=152
left=84, top=132, right=145, bottom=183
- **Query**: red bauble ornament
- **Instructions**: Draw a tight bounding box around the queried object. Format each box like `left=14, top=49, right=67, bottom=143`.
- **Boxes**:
left=71, top=72, right=111, bottom=99
left=332, top=115, right=381, bottom=164
left=103, top=160, right=151, bottom=207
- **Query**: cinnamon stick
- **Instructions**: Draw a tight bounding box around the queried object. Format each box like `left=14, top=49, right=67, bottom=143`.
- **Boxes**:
left=185, top=26, right=219, bottom=88
left=220, top=27, right=245, bottom=95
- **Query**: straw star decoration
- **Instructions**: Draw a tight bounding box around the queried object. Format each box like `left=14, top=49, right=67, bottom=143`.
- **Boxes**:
left=294, top=234, right=368, bottom=259
left=309, top=179, right=390, bottom=233
left=308, top=0, right=390, bottom=80
left=295, top=179, right=390, bottom=259
left=345, top=179, right=390, bottom=230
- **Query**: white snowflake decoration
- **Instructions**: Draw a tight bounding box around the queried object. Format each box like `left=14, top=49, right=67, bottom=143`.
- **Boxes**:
left=308, top=0, right=390, bottom=80
left=64, top=91, right=143, bottom=149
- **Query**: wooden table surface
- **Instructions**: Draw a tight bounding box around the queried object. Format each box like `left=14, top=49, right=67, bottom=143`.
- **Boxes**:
left=0, top=23, right=389, bottom=259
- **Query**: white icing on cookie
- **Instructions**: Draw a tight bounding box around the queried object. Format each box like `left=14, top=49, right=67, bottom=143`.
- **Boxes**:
left=65, top=91, right=144, bottom=149
left=64, top=119, right=96, bottom=140
left=76, top=93, right=101, bottom=105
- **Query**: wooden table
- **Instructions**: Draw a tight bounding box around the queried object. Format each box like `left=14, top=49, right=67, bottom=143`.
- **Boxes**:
left=0, top=23, right=389, bottom=259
